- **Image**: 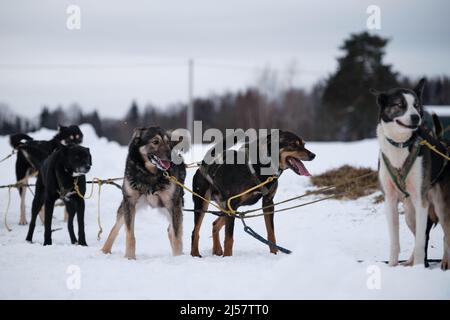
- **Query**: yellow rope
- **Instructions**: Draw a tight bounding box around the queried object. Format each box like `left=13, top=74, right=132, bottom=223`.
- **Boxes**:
left=96, top=180, right=103, bottom=241
left=226, top=176, right=277, bottom=214
left=73, top=177, right=95, bottom=200
left=163, top=171, right=234, bottom=215
left=3, top=187, right=12, bottom=232
left=420, top=140, right=450, bottom=161
left=164, top=171, right=277, bottom=216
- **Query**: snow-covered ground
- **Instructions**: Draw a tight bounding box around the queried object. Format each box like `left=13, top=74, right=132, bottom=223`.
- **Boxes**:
left=0, top=125, right=449, bottom=299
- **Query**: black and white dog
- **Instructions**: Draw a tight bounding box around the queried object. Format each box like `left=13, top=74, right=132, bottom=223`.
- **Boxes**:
left=372, top=78, right=450, bottom=269
left=25, top=145, right=92, bottom=246
left=9, top=125, right=83, bottom=225
left=101, top=127, right=186, bottom=259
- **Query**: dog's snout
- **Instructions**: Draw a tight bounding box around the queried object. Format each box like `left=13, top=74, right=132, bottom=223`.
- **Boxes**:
left=309, top=152, right=316, bottom=160
left=410, top=114, right=420, bottom=125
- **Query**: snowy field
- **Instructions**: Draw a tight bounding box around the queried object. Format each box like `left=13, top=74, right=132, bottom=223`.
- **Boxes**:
left=0, top=125, right=449, bottom=299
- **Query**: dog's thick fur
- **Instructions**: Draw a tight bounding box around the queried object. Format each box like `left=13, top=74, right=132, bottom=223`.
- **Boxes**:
left=9, top=125, right=83, bottom=225
left=25, top=145, right=92, bottom=246
left=101, top=127, right=186, bottom=259
left=372, top=78, right=450, bottom=269
left=190, top=130, right=315, bottom=257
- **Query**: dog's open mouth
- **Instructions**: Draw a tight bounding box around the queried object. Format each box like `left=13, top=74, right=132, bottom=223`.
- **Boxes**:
left=286, top=156, right=311, bottom=176
left=150, top=155, right=171, bottom=171
left=395, top=119, right=418, bottom=130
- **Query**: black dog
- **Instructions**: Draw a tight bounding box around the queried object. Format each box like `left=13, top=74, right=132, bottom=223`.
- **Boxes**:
left=25, top=145, right=92, bottom=246
left=190, top=130, right=316, bottom=257
left=9, top=125, right=83, bottom=225
left=102, top=127, right=186, bottom=259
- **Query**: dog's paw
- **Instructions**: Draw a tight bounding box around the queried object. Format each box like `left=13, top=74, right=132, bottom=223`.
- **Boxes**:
left=401, top=256, right=414, bottom=267
left=191, top=251, right=202, bottom=258
left=125, top=254, right=136, bottom=260
left=78, top=240, right=88, bottom=247
left=43, top=240, right=52, bottom=246
left=269, top=247, right=278, bottom=255
left=212, top=247, right=223, bottom=256
left=25, top=237, right=32, bottom=243
left=101, top=247, right=111, bottom=254
left=19, top=219, right=28, bottom=226
left=388, top=260, right=399, bottom=267
left=441, top=260, right=449, bottom=271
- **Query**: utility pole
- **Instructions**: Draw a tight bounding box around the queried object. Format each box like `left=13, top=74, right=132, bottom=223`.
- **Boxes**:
left=187, top=58, right=194, bottom=139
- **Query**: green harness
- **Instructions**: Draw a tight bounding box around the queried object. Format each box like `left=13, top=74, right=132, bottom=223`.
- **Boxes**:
left=381, top=138, right=422, bottom=198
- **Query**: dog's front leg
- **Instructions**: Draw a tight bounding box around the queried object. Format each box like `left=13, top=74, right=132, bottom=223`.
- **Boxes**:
left=65, top=200, right=78, bottom=244
left=43, top=198, right=56, bottom=246
left=402, top=199, right=415, bottom=266
left=412, top=198, right=429, bottom=266
left=25, top=188, right=45, bottom=242
left=168, top=206, right=183, bottom=256
left=123, top=199, right=137, bottom=260
left=75, top=198, right=87, bottom=246
left=384, top=193, right=400, bottom=266
left=263, top=197, right=277, bottom=254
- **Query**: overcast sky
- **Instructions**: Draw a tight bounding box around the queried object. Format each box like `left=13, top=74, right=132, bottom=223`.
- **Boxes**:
left=0, top=0, right=449, bottom=119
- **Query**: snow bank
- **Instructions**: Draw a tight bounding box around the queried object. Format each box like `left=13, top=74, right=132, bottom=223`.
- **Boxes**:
left=0, top=125, right=448, bottom=299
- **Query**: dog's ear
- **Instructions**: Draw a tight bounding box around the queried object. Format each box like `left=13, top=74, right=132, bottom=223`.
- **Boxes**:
left=57, top=124, right=67, bottom=133
left=132, top=127, right=148, bottom=144
left=414, top=77, right=426, bottom=100
left=369, top=88, right=388, bottom=107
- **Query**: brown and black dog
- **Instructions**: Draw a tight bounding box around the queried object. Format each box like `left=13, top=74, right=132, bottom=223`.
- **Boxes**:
left=190, top=130, right=316, bottom=257
left=101, top=127, right=186, bottom=259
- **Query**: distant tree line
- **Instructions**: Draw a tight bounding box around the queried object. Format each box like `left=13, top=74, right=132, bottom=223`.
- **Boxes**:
left=1, top=32, right=450, bottom=144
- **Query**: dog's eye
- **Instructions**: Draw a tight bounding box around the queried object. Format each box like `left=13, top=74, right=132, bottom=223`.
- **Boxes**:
left=70, top=135, right=74, bottom=140
left=152, top=140, right=160, bottom=145
left=76, top=134, right=80, bottom=139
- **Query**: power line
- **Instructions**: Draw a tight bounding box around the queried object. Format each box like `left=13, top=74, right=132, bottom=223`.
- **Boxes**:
left=0, top=60, right=323, bottom=75
left=0, top=62, right=185, bottom=70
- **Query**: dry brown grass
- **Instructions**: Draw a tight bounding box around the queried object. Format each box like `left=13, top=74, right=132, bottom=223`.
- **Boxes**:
left=310, top=165, right=380, bottom=200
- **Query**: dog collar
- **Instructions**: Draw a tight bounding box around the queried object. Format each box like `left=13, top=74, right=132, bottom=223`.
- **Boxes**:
left=386, top=134, right=416, bottom=149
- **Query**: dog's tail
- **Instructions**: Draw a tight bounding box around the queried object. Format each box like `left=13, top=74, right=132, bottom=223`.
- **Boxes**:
left=9, top=133, right=33, bottom=149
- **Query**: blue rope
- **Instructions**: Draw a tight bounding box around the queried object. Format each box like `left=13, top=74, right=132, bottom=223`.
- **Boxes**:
left=239, top=215, right=292, bottom=254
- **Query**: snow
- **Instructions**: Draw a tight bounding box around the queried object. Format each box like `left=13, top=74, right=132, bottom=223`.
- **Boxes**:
left=0, top=124, right=449, bottom=299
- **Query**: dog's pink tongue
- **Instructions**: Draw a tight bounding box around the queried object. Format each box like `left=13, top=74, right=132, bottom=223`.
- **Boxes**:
left=292, top=158, right=311, bottom=176
left=159, top=159, right=171, bottom=170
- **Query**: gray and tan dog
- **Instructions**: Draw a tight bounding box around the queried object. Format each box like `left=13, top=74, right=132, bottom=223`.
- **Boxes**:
left=372, top=78, right=450, bottom=269
left=101, top=127, right=186, bottom=259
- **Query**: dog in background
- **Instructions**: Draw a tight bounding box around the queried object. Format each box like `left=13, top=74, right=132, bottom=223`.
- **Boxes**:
left=190, top=130, right=315, bottom=257
left=372, top=78, right=450, bottom=269
left=9, top=125, right=83, bottom=225
left=25, top=145, right=92, bottom=246
left=102, top=127, right=186, bottom=259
